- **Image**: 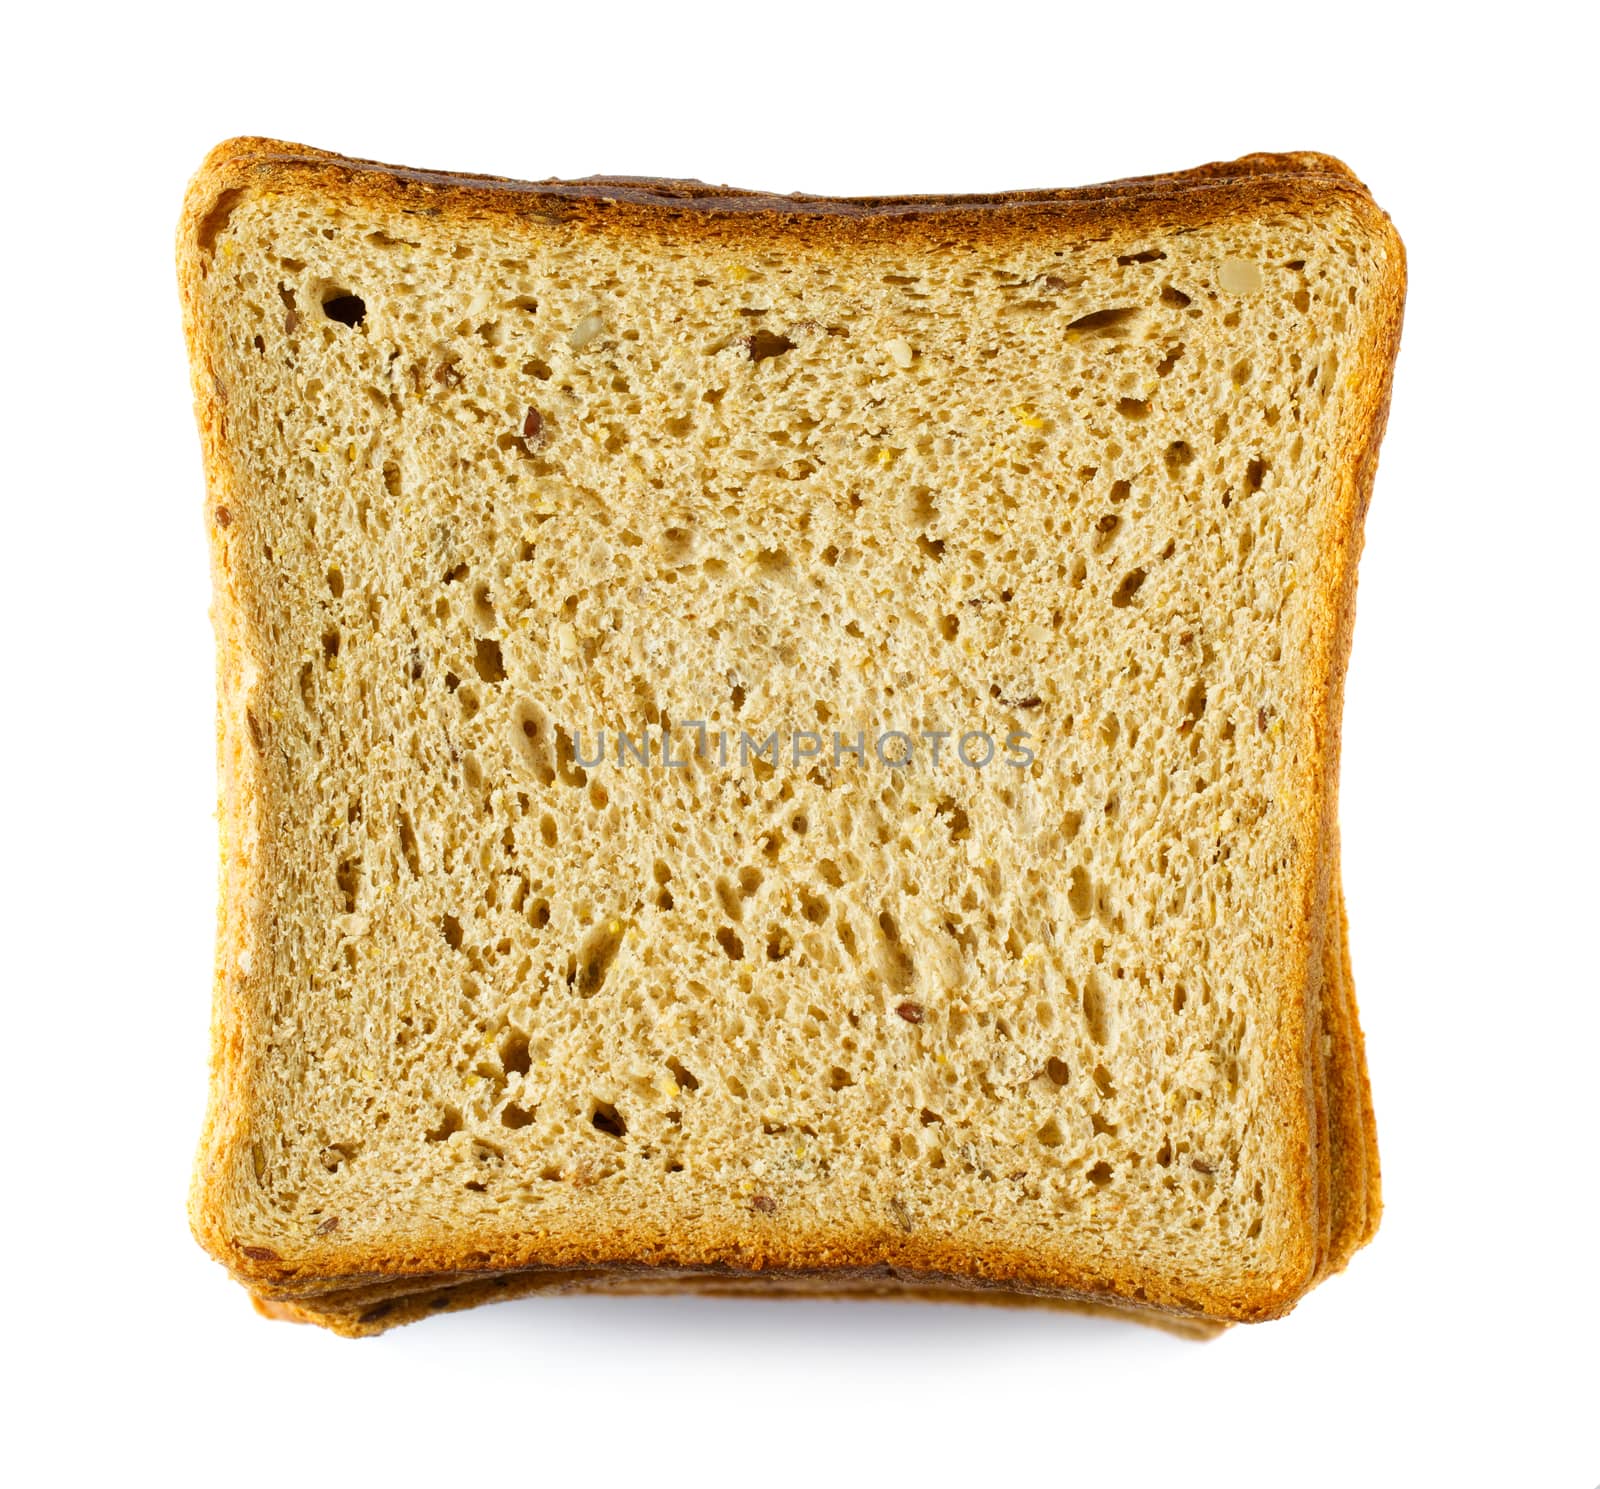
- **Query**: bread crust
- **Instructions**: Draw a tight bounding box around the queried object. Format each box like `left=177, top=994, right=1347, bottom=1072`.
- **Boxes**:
left=255, top=1268, right=1229, bottom=1341
left=181, top=141, right=1402, bottom=1327
left=1337, top=871, right=1382, bottom=1245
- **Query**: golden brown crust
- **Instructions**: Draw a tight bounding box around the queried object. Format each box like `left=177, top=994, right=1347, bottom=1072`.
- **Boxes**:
left=182, top=140, right=1401, bottom=1327
left=1297, top=189, right=1402, bottom=1270
left=1338, top=878, right=1382, bottom=1244
left=182, top=137, right=1384, bottom=251
left=1323, top=861, right=1371, bottom=1271
left=256, top=1269, right=1228, bottom=1340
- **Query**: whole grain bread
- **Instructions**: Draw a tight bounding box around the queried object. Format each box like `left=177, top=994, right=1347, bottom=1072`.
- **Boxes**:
left=181, top=140, right=1401, bottom=1330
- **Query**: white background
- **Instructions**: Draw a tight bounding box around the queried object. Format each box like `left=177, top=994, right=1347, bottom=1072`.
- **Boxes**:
left=4, top=2, right=1594, bottom=1484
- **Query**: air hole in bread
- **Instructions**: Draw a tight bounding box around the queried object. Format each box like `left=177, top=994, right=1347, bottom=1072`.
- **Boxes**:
left=425, top=1108, right=463, bottom=1143
left=590, top=1102, right=626, bottom=1138
left=1067, top=306, right=1139, bottom=336
left=397, top=814, right=421, bottom=877
left=499, top=1031, right=531, bottom=1077
left=473, top=638, right=505, bottom=683
left=335, top=858, right=360, bottom=913
left=513, top=705, right=557, bottom=786
left=1082, top=972, right=1112, bottom=1046
left=747, top=330, right=794, bottom=362
left=322, top=292, right=367, bottom=327
left=715, top=879, right=743, bottom=921
left=1068, top=866, right=1093, bottom=918
left=936, top=799, right=971, bottom=842
left=1112, top=568, right=1146, bottom=607
left=576, top=920, right=623, bottom=996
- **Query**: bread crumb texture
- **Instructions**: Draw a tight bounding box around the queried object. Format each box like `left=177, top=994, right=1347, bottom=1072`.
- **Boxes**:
left=186, top=148, right=1400, bottom=1321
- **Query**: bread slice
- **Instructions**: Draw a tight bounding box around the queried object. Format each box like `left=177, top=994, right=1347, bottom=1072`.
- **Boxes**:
left=181, top=140, right=1402, bottom=1328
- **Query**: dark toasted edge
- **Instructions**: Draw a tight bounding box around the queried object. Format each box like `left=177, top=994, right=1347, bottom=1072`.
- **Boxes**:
left=1337, top=872, right=1382, bottom=1245
left=1324, top=853, right=1375, bottom=1271
left=180, top=137, right=1381, bottom=251
left=183, top=140, right=1401, bottom=1324
left=249, top=1266, right=1222, bottom=1343
left=1297, top=176, right=1402, bottom=1266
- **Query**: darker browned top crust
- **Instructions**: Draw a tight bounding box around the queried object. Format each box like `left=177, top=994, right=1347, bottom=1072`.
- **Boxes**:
left=184, top=138, right=1387, bottom=260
